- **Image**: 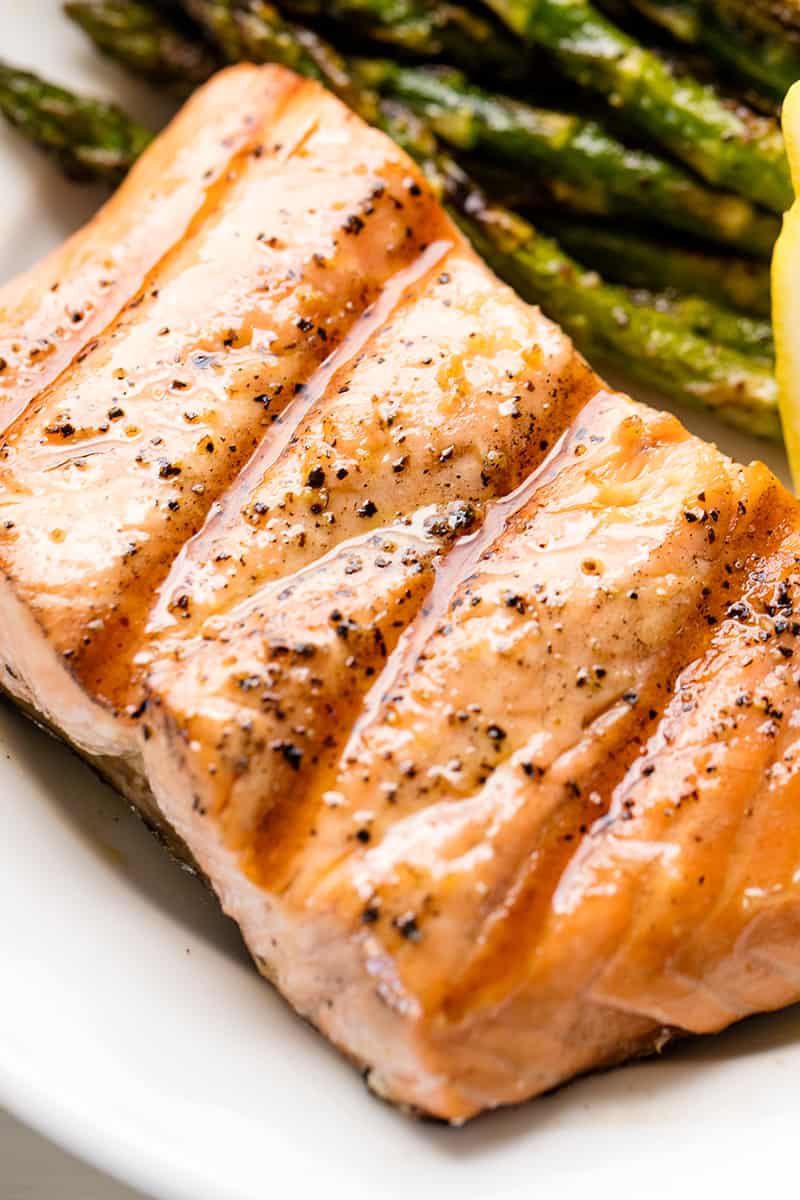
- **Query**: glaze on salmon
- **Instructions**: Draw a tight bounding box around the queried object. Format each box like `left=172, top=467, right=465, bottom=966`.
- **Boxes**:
left=2, top=64, right=800, bottom=1122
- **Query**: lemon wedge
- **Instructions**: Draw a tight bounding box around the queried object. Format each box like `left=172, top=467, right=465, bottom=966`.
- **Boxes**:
left=774, top=82, right=800, bottom=488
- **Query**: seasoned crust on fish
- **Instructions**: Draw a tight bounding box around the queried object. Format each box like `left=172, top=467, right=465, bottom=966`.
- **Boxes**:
left=3, top=64, right=800, bottom=1122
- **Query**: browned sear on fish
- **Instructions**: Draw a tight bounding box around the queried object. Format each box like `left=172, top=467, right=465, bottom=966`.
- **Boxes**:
left=2, top=64, right=800, bottom=1123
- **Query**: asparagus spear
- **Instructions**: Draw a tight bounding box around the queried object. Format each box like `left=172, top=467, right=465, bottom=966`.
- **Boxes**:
left=278, top=0, right=526, bottom=80
left=622, top=0, right=800, bottom=103
left=0, top=56, right=777, bottom=437
left=358, top=60, right=778, bottom=256
left=182, top=0, right=335, bottom=83
left=64, top=1, right=220, bottom=94
left=483, top=0, right=791, bottom=212
left=715, top=0, right=800, bottom=41
left=0, top=61, right=152, bottom=184
left=547, top=224, right=772, bottom=316
left=628, top=290, right=773, bottom=358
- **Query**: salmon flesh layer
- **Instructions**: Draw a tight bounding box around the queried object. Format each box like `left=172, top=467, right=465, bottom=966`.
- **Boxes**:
left=3, top=65, right=800, bottom=1122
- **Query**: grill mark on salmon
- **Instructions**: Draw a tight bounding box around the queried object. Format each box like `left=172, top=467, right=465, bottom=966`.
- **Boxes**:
left=0, top=71, right=449, bottom=748
left=286, top=398, right=775, bottom=1009
left=146, top=238, right=455, bottom=638
left=3, top=64, right=800, bottom=1124
left=141, top=246, right=597, bottom=887
left=0, top=67, right=293, bottom=432
left=144, top=247, right=592, bottom=666
left=341, top=413, right=579, bottom=760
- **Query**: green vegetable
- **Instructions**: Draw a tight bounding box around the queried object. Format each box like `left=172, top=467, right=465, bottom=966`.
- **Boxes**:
left=358, top=59, right=779, bottom=255
left=623, top=0, right=800, bottom=103
left=0, top=60, right=152, bottom=184
left=483, top=0, right=791, bottom=212
left=64, top=1, right=220, bottom=94
left=628, top=290, right=773, bottom=358
left=549, top=223, right=772, bottom=316
left=278, top=0, right=527, bottom=79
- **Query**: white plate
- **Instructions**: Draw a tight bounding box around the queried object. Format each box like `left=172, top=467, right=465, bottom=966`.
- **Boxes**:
left=1, top=5, right=798, bottom=1199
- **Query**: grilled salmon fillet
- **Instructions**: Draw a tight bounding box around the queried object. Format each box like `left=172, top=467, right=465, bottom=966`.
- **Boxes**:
left=3, top=64, right=800, bottom=1122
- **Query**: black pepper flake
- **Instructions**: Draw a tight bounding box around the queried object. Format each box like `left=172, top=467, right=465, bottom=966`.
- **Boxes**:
left=361, top=906, right=379, bottom=924
left=622, top=690, right=638, bottom=705
left=158, top=460, right=182, bottom=478
left=393, top=914, right=420, bottom=941
left=278, top=742, right=303, bottom=770
left=307, top=466, right=325, bottom=488
left=343, top=213, right=364, bottom=235
left=357, top=499, right=377, bottom=518
left=487, top=723, right=507, bottom=742
left=108, top=406, right=124, bottom=420
left=355, top=828, right=371, bottom=844
left=46, top=421, right=75, bottom=438
left=296, top=316, right=314, bottom=333
left=238, top=675, right=262, bottom=691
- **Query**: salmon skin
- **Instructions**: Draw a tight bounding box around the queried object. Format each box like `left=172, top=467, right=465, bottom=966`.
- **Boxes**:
left=2, top=64, right=800, bottom=1123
